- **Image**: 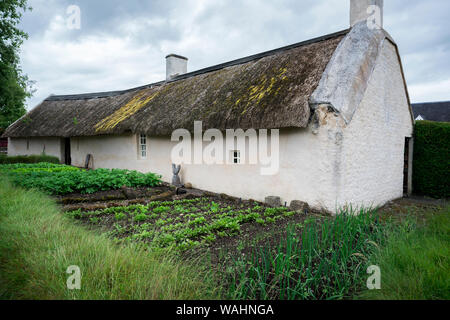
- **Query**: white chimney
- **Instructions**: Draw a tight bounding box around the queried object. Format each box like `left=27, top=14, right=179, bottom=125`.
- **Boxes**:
left=350, top=0, right=383, bottom=29
left=166, top=54, right=188, bottom=80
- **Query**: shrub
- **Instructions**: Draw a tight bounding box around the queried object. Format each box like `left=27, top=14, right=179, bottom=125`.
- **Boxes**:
left=413, top=121, right=450, bottom=198
left=0, top=154, right=60, bottom=164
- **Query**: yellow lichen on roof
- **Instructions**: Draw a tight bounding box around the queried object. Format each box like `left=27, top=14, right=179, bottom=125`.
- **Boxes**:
left=238, top=67, right=288, bottom=115
left=95, top=90, right=158, bottom=132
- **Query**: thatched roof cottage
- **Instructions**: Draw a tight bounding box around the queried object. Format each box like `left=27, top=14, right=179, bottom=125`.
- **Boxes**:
left=3, top=0, right=414, bottom=212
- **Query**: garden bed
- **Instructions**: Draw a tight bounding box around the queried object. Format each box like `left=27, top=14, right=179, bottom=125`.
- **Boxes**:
left=0, top=162, right=161, bottom=195
left=66, top=195, right=306, bottom=252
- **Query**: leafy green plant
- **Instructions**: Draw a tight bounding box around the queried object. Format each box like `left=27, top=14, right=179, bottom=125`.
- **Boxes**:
left=89, top=217, right=100, bottom=224
left=210, top=201, right=220, bottom=213
left=115, top=212, right=127, bottom=221
left=153, top=206, right=170, bottom=214
left=1, top=163, right=161, bottom=194
left=134, top=213, right=148, bottom=222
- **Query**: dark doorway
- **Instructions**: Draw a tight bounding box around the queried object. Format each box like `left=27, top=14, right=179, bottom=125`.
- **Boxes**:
left=403, top=137, right=411, bottom=196
left=64, top=138, right=71, bottom=165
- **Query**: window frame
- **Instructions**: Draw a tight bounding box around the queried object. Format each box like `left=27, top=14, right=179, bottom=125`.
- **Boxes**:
left=139, top=134, right=147, bottom=159
left=232, top=150, right=241, bottom=164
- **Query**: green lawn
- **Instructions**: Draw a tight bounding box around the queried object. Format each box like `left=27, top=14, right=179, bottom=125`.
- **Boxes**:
left=360, top=205, right=449, bottom=300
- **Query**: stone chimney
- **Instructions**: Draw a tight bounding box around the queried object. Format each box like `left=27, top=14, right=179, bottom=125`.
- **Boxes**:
left=350, top=0, right=383, bottom=29
left=166, top=54, right=188, bottom=80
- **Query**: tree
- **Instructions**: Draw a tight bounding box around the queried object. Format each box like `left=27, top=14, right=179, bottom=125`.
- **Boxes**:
left=0, top=0, right=33, bottom=133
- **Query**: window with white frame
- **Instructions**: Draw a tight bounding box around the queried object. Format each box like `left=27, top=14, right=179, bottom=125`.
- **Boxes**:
left=139, top=134, right=147, bottom=159
left=232, top=150, right=240, bottom=164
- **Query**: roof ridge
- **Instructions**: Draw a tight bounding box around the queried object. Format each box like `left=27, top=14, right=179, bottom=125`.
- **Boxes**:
left=412, top=100, right=450, bottom=105
left=46, top=28, right=349, bottom=101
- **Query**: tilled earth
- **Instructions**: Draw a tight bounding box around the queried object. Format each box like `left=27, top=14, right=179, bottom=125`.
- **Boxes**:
left=58, top=185, right=446, bottom=269
left=59, top=184, right=319, bottom=261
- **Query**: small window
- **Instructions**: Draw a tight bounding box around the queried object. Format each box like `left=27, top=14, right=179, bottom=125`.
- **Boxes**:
left=139, top=134, right=147, bottom=159
left=232, top=150, right=240, bottom=164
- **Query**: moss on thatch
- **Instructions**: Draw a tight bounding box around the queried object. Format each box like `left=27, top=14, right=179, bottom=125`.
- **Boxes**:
left=3, top=32, right=346, bottom=138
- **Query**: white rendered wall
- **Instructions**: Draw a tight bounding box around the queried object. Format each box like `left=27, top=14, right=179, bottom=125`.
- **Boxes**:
left=8, top=137, right=63, bottom=161
left=177, top=128, right=337, bottom=211
left=336, top=41, right=413, bottom=210
left=70, top=130, right=337, bottom=211
left=71, top=134, right=140, bottom=170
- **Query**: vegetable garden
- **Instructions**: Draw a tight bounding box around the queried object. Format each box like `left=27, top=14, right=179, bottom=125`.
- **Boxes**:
left=67, top=198, right=297, bottom=251
left=1, top=162, right=448, bottom=300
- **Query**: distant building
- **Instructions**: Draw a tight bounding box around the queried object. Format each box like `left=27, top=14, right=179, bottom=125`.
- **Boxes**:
left=412, top=101, right=450, bottom=122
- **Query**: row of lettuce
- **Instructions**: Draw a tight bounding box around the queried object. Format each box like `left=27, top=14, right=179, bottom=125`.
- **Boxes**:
left=0, top=162, right=161, bottom=194
left=68, top=198, right=296, bottom=251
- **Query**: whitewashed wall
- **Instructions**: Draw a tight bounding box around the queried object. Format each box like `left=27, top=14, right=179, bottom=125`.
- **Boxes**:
left=8, top=137, right=63, bottom=161
left=337, top=41, right=413, bottom=210
left=70, top=129, right=337, bottom=211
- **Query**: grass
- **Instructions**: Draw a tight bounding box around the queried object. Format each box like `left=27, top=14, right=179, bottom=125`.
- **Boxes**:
left=221, top=208, right=387, bottom=300
left=360, top=206, right=449, bottom=300
left=0, top=176, right=219, bottom=300
left=219, top=203, right=449, bottom=300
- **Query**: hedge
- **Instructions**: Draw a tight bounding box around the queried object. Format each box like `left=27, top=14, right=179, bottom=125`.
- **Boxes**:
left=0, top=154, right=60, bottom=164
left=413, top=121, right=450, bottom=198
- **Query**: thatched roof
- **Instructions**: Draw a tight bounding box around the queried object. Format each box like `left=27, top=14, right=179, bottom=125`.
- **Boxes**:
left=3, top=30, right=347, bottom=138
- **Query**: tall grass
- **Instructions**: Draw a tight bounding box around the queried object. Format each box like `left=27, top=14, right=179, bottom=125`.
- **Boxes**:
left=361, top=206, right=450, bottom=300
left=0, top=176, right=219, bottom=300
left=224, top=208, right=386, bottom=300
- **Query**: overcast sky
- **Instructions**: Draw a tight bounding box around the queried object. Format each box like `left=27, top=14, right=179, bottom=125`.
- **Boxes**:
left=19, top=0, right=450, bottom=110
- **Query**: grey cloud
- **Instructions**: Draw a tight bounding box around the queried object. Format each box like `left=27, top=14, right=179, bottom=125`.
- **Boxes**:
left=18, top=0, right=450, bottom=110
